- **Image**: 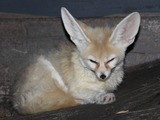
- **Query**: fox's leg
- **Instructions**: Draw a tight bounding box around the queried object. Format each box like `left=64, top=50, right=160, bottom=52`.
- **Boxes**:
left=77, top=92, right=115, bottom=105
left=71, top=86, right=115, bottom=105
left=93, top=92, right=115, bottom=104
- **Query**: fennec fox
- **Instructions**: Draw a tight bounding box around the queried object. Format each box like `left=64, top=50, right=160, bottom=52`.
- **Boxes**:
left=13, top=7, right=140, bottom=114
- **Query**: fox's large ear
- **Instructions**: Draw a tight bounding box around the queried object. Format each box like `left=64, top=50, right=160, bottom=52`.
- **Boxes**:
left=61, top=7, right=90, bottom=52
left=110, top=12, right=140, bottom=50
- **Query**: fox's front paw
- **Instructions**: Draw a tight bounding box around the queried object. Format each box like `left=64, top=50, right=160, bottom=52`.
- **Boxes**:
left=95, top=93, right=116, bottom=104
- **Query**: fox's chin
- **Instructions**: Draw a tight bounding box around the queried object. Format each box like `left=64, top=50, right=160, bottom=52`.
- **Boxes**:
left=98, top=78, right=107, bottom=82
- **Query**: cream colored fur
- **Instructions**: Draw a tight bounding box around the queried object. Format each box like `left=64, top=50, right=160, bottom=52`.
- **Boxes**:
left=13, top=7, right=140, bottom=114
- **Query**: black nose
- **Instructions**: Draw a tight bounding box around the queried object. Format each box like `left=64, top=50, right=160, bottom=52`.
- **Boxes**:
left=100, top=74, right=106, bottom=79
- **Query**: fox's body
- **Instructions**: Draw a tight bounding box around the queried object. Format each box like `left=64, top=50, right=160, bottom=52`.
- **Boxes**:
left=13, top=8, right=140, bottom=114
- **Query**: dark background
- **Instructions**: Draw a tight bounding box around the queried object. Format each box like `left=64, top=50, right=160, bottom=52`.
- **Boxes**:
left=0, top=0, right=160, bottom=18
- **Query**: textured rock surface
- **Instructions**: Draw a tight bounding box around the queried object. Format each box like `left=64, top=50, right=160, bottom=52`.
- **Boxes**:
left=7, top=61, right=160, bottom=120
left=0, top=12, right=160, bottom=119
left=0, top=13, right=160, bottom=68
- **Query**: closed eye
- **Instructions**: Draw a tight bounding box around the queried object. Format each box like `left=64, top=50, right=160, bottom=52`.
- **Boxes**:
left=89, top=59, right=98, bottom=64
left=107, top=57, right=116, bottom=63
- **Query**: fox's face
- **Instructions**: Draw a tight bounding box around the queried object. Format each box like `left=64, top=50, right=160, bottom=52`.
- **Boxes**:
left=81, top=35, right=124, bottom=81
left=61, top=8, right=140, bottom=81
left=79, top=27, right=125, bottom=81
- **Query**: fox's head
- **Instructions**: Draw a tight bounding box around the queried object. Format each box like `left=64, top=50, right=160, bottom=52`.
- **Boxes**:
left=61, top=7, right=140, bottom=82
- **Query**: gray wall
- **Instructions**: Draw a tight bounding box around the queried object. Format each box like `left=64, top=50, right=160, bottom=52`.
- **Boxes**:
left=0, top=0, right=160, bottom=18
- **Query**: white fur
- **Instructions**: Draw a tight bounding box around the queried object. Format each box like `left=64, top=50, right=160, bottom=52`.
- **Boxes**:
left=38, top=56, right=68, bottom=92
left=61, top=8, right=140, bottom=104
left=64, top=51, right=124, bottom=104
left=107, top=54, right=117, bottom=68
left=87, top=55, right=97, bottom=70
left=13, top=8, right=140, bottom=114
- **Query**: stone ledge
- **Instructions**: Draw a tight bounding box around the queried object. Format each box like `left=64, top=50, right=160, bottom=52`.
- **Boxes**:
left=0, top=12, right=159, bottom=68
